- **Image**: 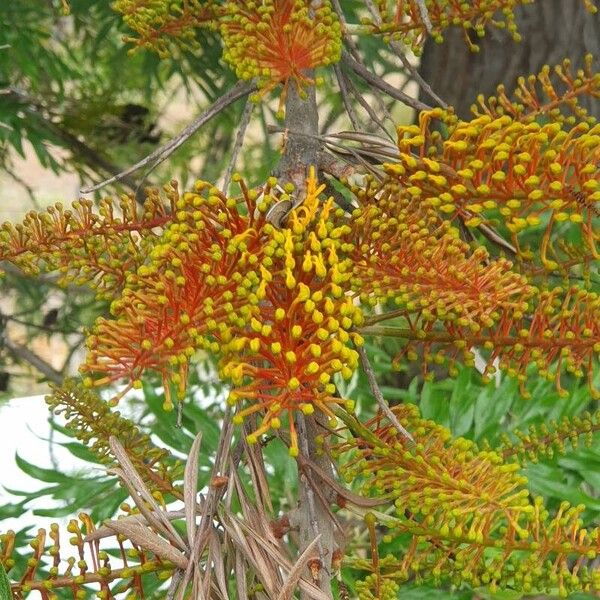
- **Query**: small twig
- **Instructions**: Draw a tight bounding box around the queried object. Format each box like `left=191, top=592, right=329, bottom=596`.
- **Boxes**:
left=415, top=0, right=433, bottom=33
left=296, top=413, right=328, bottom=577
left=355, top=345, right=414, bottom=443
left=362, top=308, right=407, bottom=327
left=165, top=570, right=184, bottom=600
left=363, top=0, right=447, bottom=107
left=341, top=50, right=431, bottom=112
left=81, top=80, right=257, bottom=194
left=338, top=65, right=394, bottom=138
left=3, top=336, right=63, bottom=384
left=221, top=97, right=254, bottom=193
left=333, top=64, right=361, bottom=131
left=389, top=42, right=447, bottom=107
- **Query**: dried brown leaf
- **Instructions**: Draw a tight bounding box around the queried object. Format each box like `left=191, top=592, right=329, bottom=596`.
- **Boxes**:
left=106, top=519, right=188, bottom=569
left=276, top=535, right=322, bottom=600
left=184, top=432, right=203, bottom=545
left=109, top=437, right=187, bottom=551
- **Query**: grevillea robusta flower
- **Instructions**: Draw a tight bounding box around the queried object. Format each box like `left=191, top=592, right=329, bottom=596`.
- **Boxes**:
left=366, top=0, right=597, bottom=52
left=112, top=0, right=218, bottom=57
left=220, top=0, right=342, bottom=115
left=335, top=404, right=600, bottom=597
left=221, top=170, right=363, bottom=455
left=387, top=107, right=600, bottom=273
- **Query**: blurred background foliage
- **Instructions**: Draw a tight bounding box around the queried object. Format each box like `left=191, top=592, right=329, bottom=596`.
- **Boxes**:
left=0, top=1, right=598, bottom=599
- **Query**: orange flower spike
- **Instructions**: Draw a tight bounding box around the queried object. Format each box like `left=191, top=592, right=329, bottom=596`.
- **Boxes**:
left=369, top=0, right=532, bottom=53
left=473, top=55, right=600, bottom=126
left=389, top=109, right=600, bottom=271
left=0, top=194, right=173, bottom=299
left=349, top=182, right=536, bottom=334
left=81, top=178, right=271, bottom=409
left=220, top=0, right=341, bottom=114
left=221, top=168, right=362, bottom=455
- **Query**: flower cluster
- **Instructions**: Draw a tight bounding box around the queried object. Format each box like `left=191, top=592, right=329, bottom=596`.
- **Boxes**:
left=348, top=176, right=536, bottom=333
left=494, top=409, right=600, bottom=463
left=71, top=169, right=362, bottom=456
left=3, top=164, right=599, bottom=451
left=366, top=1, right=597, bottom=53
left=472, top=55, right=600, bottom=126
left=335, top=405, right=600, bottom=597
left=366, top=0, right=527, bottom=52
left=220, top=0, right=341, bottom=114
left=221, top=172, right=363, bottom=455
left=112, top=0, right=218, bottom=57
left=80, top=177, right=270, bottom=409
left=0, top=191, right=173, bottom=300
left=47, top=379, right=182, bottom=496
left=375, top=284, right=600, bottom=398
left=388, top=107, right=600, bottom=273
left=1, top=515, right=175, bottom=599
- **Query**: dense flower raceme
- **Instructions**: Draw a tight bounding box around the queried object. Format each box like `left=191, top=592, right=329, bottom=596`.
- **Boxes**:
left=387, top=107, right=600, bottom=273
left=0, top=191, right=174, bottom=299
left=346, top=172, right=600, bottom=396
left=47, top=380, right=182, bottom=497
left=80, top=176, right=273, bottom=409
left=221, top=173, right=363, bottom=456
left=380, top=285, right=600, bottom=398
left=220, top=0, right=341, bottom=113
left=366, top=0, right=597, bottom=52
left=112, top=0, right=342, bottom=111
left=79, top=172, right=363, bottom=456
left=1, top=515, right=177, bottom=599
left=334, top=405, right=600, bottom=597
left=347, top=176, right=536, bottom=332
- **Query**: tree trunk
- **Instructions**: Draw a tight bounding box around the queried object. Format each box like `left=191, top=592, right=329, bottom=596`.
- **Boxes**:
left=418, top=0, right=600, bottom=119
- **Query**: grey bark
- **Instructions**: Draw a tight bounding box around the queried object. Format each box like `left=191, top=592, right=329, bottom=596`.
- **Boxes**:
left=275, top=80, right=321, bottom=195
left=418, top=0, right=600, bottom=119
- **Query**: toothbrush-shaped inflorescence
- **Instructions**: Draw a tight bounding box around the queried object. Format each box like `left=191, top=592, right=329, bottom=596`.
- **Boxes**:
left=221, top=170, right=363, bottom=456
left=112, top=0, right=219, bottom=57
left=335, top=405, right=600, bottom=597
left=387, top=104, right=600, bottom=273
left=220, top=0, right=342, bottom=116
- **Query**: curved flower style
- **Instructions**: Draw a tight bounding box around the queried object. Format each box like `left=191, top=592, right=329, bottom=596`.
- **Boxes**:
left=1, top=515, right=178, bottom=599
left=367, top=1, right=597, bottom=53
left=221, top=171, right=363, bottom=456
left=388, top=108, right=600, bottom=272
left=220, top=0, right=341, bottom=114
left=364, top=285, right=600, bottom=398
left=47, top=380, right=181, bottom=496
left=472, top=55, right=600, bottom=126
left=336, top=405, right=600, bottom=597
left=367, top=0, right=526, bottom=52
